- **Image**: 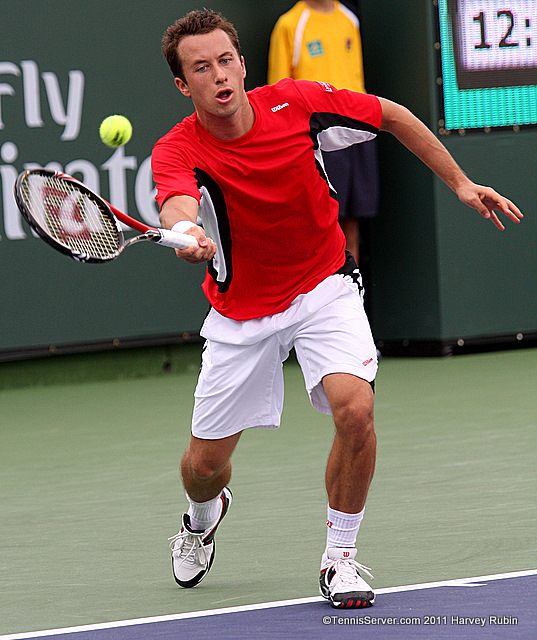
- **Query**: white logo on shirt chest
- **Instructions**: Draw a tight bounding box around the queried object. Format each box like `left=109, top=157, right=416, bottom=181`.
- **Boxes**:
left=271, top=102, right=289, bottom=112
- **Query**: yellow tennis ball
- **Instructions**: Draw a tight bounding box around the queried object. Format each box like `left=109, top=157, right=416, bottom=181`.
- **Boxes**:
left=99, top=115, right=132, bottom=148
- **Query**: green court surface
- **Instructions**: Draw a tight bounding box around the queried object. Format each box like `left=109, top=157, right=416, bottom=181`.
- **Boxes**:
left=0, top=348, right=535, bottom=636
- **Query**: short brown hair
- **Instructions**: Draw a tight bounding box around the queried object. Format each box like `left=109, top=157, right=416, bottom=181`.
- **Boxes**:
left=162, top=9, right=242, bottom=82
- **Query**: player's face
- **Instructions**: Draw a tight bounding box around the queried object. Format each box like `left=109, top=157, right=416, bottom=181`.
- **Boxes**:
left=175, top=29, right=247, bottom=125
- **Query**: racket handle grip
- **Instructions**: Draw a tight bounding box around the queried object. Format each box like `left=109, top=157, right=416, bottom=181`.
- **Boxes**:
left=157, top=228, right=199, bottom=250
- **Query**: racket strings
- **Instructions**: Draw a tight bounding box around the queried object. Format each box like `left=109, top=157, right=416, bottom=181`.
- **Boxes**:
left=21, top=175, right=121, bottom=259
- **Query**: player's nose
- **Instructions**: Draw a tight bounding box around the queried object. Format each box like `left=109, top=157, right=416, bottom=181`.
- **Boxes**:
left=213, top=65, right=227, bottom=83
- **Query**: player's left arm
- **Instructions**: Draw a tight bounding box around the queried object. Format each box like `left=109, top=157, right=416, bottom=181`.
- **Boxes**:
left=377, top=97, right=523, bottom=230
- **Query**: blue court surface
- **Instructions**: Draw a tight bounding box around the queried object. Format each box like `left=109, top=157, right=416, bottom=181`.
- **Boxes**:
left=2, top=570, right=535, bottom=640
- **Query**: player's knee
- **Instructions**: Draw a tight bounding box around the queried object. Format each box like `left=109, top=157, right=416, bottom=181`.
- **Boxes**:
left=188, top=449, right=228, bottom=481
left=333, top=396, right=375, bottom=444
left=189, top=457, right=219, bottom=480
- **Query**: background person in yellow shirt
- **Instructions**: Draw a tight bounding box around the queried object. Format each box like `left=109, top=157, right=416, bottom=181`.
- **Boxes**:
left=268, top=0, right=378, bottom=263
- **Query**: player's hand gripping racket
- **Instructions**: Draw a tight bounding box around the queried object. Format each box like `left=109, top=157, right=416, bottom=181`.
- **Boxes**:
left=14, top=168, right=198, bottom=263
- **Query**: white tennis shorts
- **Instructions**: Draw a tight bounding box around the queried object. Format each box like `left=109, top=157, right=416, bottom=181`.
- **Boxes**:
left=191, top=273, right=378, bottom=440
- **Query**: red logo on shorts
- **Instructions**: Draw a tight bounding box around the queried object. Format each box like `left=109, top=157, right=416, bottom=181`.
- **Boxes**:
left=362, top=358, right=373, bottom=366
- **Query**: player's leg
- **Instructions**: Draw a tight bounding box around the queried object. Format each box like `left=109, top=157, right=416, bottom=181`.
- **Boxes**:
left=170, top=433, right=240, bottom=588
left=170, top=321, right=288, bottom=588
left=322, top=373, right=376, bottom=515
left=318, top=373, right=376, bottom=608
left=181, top=432, right=242, bottom=504
left=292, top=271, right=377, bottom=608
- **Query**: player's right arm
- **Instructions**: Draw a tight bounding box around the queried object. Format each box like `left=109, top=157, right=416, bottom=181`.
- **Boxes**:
left=159, top=194, right=217, bottom=264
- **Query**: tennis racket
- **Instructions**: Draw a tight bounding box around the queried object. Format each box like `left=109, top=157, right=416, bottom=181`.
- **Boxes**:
left=14, top=168, right=198, bottom=263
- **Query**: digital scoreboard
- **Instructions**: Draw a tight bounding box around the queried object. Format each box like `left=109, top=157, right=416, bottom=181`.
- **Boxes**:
left=437, top=0, right=537, bottom=131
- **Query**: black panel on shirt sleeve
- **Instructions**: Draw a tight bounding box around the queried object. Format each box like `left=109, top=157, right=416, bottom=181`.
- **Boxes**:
left=309, top=112, right=378, bottom=150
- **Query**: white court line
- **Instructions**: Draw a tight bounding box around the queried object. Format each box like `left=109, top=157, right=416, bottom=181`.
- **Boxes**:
left=2, top=568, right=536, bottom=640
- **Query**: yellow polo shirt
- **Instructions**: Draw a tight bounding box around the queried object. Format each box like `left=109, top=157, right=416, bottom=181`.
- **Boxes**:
left=268, top=1, right=366, bottom=93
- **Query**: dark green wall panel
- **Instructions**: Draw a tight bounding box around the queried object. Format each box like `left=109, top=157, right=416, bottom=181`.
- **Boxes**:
left=361, top=0, right=536, bottom=349
left=436, top=131, right=537, bottom=340
left=0, top=0, right=291, bottom=357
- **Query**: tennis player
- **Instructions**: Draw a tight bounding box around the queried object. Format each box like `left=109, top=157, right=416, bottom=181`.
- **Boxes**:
left=152, top=9, right=522, bottom=609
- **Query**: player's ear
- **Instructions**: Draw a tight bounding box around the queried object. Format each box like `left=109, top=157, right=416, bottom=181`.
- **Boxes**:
left=241, top=56, right=246, bottom=80
left=175, top=77, right=191, bottom=98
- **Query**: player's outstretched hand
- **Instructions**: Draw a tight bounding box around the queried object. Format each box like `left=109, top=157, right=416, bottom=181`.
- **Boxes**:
left=456, top=181, right=523, bottom=230
left=175, top=225, right=217, bottom=264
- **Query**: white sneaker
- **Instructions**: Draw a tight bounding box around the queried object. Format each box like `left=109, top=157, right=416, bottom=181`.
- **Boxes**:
left=168, top=487, right=232, bottom=588
left=319, top=547, right=374, bottom=608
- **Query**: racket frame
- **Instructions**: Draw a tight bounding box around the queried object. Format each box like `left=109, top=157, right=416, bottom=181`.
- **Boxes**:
left=14, top=169, right=197, bottom=263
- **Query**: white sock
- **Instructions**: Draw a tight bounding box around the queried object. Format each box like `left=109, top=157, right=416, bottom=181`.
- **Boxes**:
left=186, top=492, right=223, bottom=531
left=323, top=505, right=365, bottom=562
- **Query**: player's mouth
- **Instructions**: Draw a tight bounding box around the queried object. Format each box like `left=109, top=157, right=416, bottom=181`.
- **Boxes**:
left=216, top=88, right=233, bottom=103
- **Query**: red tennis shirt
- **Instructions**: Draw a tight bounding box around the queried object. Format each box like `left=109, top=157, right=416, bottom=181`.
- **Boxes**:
left=152, top=78, right=382, bottom=320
